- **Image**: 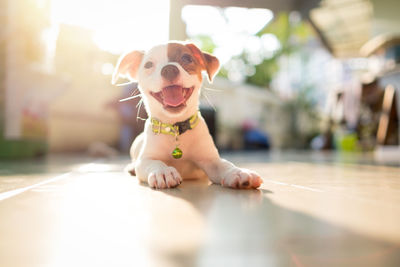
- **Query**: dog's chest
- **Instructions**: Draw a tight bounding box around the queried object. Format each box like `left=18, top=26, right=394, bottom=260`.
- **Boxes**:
left=166, top=158, right=207, bottom=180
left=145, top=126, right=207, bottom=179
left=147, top=130, right=195, bottom=159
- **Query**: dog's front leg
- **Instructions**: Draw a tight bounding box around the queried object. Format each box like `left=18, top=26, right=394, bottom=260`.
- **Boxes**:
left=197, top=158, right=263, bottom=189
left=135, top=158, right=182, bottom=189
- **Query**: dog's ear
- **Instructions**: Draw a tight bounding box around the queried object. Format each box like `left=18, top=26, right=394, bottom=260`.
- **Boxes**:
left=112, top=50, right=144, bottom=84
left=186, top=43, right=220, bottom=82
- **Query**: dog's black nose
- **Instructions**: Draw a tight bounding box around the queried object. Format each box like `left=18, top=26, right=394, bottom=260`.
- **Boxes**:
left=161, top=64, right=179, bottom=82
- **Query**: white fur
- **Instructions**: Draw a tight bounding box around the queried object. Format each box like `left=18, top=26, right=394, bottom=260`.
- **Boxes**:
left=138, top=45, right=201, bottom=122
left=121, top=43, right=262, bottom=189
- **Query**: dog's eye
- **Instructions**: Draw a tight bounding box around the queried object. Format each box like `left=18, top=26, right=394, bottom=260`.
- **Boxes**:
left=181, top=54, right=193, bottom=64
left=144, top=61, right=153, bottom=69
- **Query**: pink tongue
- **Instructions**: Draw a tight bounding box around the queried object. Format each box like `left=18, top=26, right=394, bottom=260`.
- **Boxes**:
left=162, top=86, right=185, bottom=107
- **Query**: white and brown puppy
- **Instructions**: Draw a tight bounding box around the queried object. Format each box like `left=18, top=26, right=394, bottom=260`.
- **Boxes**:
left=112, top=42, right=262, bottom=189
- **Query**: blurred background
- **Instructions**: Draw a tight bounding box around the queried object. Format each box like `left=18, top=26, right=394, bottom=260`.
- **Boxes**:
left=0, top=0, right=399, bottom=164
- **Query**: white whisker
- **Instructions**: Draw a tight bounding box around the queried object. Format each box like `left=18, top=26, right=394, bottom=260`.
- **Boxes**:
left=136, top=98, right=143, bottom=108
left=131, top=88, right=139, bottom=96
left=203, top=87, right=223, bottom=92
left=136, top=99, right=146, bottom=122
left=119, top=94, right=142, bottom=102
left=202, top=91, right=217, bottom=112
left=115, top=81, right=138, bottom=87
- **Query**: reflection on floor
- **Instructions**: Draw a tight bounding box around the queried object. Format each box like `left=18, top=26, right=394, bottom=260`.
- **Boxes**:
left=0, top=152, right=399, bottom=267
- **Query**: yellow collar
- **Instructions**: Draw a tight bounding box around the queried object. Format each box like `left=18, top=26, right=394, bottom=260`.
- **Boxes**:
left=151, top=112, right=200, bottom=136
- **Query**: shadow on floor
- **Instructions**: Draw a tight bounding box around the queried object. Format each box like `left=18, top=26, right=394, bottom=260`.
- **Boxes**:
left=154, top=179, right=400, bottom=267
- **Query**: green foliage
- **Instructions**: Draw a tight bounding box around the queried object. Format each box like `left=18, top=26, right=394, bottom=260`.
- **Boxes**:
left=258, top=13, right=291, bottom=52
left=192, top=35, right=216, bottom=54
left=194, top=12, right=314, bottom=87
left=244, top=12, right=313, bottom=87
left=218, top=66, right=229, bottom=79
left=245, top=58, right=278, bottom=87
left=257, top=12, right=312, bottom=54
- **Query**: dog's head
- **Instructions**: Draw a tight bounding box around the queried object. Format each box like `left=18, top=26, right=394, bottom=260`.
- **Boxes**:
left=112, top=42, right=220, bottom=121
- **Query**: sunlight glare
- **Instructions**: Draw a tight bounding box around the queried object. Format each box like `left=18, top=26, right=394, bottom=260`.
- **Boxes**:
left=76, top=163, right=114, bottom=173
left=261, top=34, right=281, bottom=53
left=182, top=5, right=273, bottom=65
left=51, top=0, right=169, bottom=54
left=225, top=7, right=273, bottom=35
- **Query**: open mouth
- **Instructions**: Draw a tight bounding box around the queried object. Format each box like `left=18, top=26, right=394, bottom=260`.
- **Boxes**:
left=150, top=85, right=194, bottom=112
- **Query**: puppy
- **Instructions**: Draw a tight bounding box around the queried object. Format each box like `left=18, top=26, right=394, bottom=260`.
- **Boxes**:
left=112, top=42, right=262, bottom=189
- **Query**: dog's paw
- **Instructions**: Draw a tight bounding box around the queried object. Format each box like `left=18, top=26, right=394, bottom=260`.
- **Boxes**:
left=148, top=167, right=182, bottom=189
left=221, top=168, right=262, bottom=189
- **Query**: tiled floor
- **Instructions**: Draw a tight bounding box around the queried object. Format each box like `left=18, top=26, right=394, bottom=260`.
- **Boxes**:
left=0, top=152, right=399, bottom=267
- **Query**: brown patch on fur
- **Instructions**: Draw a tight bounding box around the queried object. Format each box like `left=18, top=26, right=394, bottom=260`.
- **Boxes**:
left=185, top=43, right=220, bottom=82
left=167, top=43, right=204, bottom=81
